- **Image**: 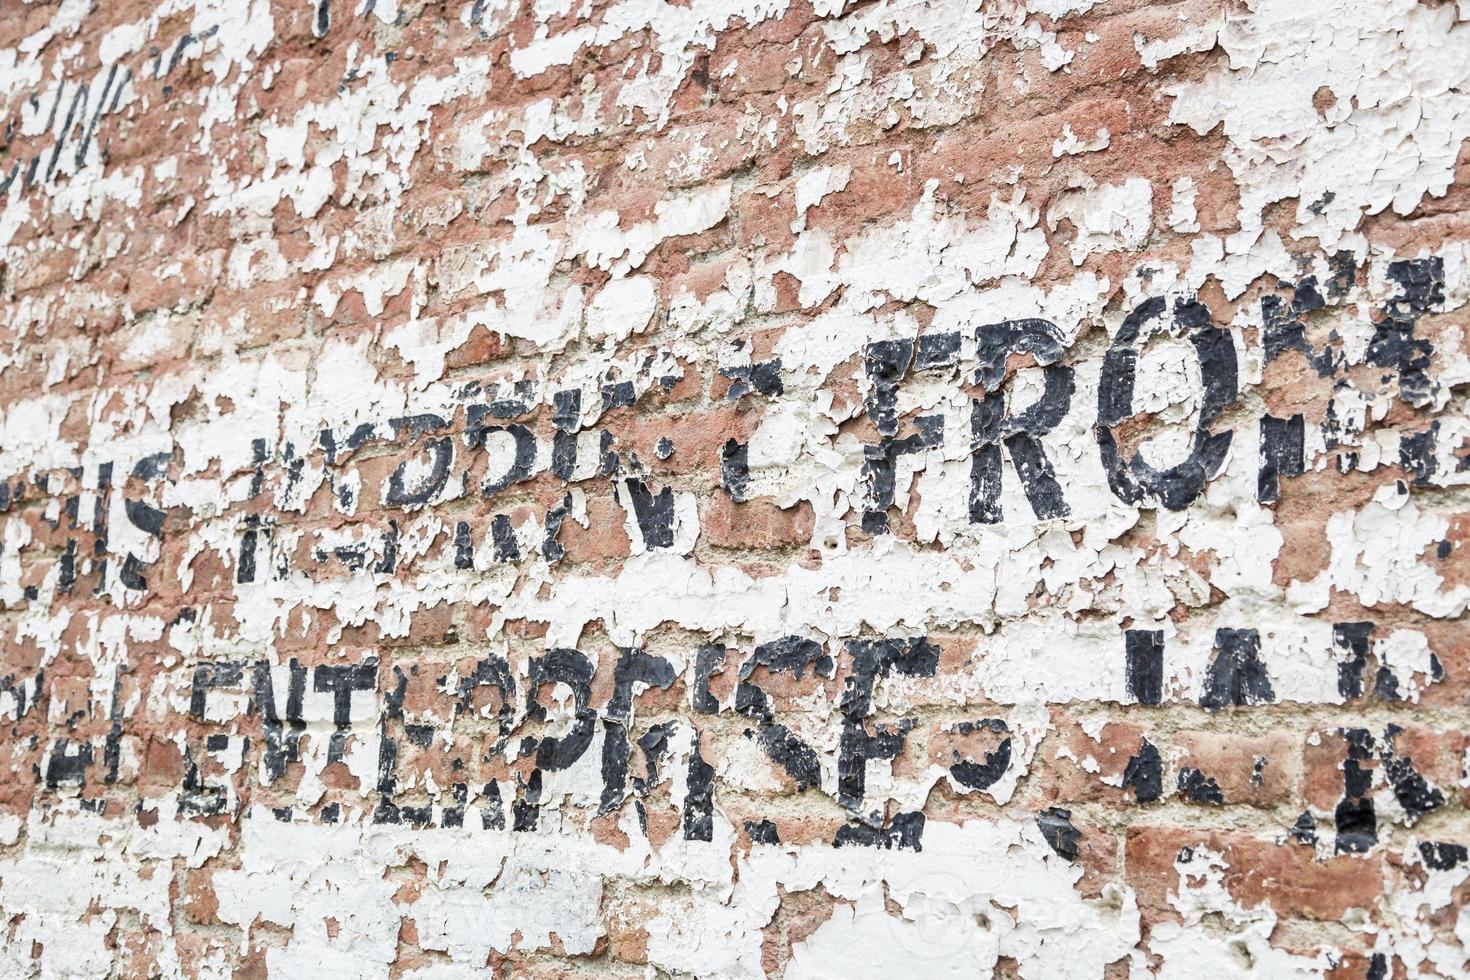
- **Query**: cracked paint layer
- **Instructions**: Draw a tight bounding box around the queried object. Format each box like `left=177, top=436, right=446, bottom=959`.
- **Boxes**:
left=0, top=0, right=1468, bottom=976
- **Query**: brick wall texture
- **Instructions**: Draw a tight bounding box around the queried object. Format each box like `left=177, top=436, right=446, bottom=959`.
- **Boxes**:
left=2, top=0, right=1469, bottom=977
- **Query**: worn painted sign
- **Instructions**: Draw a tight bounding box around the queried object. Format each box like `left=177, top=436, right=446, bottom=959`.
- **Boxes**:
left=0, top=0, right=1468, bottom=976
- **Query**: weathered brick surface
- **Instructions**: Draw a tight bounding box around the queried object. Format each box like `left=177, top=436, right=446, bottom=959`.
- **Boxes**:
left=0, top=0, right=1469, bottom=977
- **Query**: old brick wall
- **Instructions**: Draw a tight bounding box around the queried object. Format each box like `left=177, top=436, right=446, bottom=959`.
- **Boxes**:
left=1, top=0, right=1468, bottom=976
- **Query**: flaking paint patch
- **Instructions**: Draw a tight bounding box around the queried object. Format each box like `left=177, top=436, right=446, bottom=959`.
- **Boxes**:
left=0, top=0, right=1467, bottom=976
